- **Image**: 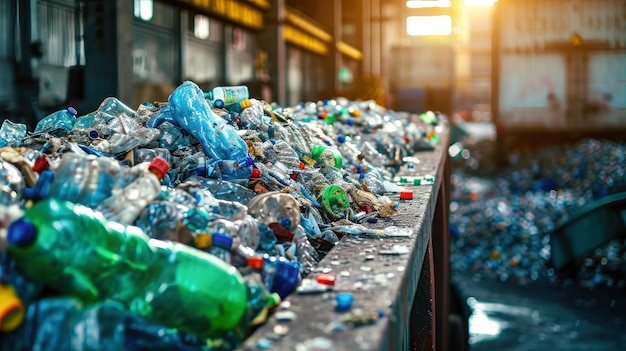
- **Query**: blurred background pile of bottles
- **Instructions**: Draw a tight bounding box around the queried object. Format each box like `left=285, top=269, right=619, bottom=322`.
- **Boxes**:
left=448, top=136, right=626, bottom=289
left=0, top=81, right=442, bottom=350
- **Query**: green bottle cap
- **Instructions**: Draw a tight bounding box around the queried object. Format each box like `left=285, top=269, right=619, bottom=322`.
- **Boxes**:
left=310, top=145, right=343, bottom=169
left=318, top=185, right=349, bottom=220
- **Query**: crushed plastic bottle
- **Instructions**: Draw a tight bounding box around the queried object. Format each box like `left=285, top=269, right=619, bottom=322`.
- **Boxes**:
left=42, top=153, right=130, bottom=208
left=147, top=81, right=250, bottom=166
left=0, top=120, right=28, bottom=148
left=96, top=157, right=169, bottom=224
left=33, top=107, right=78, bottom=136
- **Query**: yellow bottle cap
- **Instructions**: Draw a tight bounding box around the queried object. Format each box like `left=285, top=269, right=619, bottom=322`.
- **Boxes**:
left=0, top=283, right=25, bottom=333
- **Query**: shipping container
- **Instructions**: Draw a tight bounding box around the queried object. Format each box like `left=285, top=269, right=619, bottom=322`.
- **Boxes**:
left=492, top=0, right=626, bottom=140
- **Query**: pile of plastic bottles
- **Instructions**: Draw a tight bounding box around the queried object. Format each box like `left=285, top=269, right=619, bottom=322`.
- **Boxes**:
left=0, top=81, right=441, bottom=350
left=450, top=137, right=626, bottom=288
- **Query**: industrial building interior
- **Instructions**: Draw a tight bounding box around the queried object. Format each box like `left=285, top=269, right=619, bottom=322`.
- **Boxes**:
left=1, top=1, right=626, bottom=350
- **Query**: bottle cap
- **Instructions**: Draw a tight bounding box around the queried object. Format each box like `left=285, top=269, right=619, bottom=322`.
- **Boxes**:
left=211, top=233, right=234, bottom=250
left=298, top=161, right=305, bottom=170
left=400, top=191, right=413, bottom=200
left=33, top=170, right=55, bottom=200
left=251, top=168, right=261, bottom=178
left=244, top=156, right=255, bottom=167
left=0, top=284, right=25, bottom=332
left=67, top=106, right=78, bottom=116
left=247, top=256, right=264, bottom=270
left=7, top=218, right=37, bottom=247
left=194, top=233, right=212, bottom=249
left=399, top=177, right=408, bottom=184
left=337, top=135, right=346, bottom=144
left=148, top=157, right=170, bottom=179
left=239, top=99, right=252, bottom=109
left=335, top=292, right=353, bottom=311
left=278, top=217, right=292, bottom=230
left=88, top=130, right=99, bottom=139
left=32, top=155, right=49, bottom=172
left=214, top=99, right=225, bottom=109
left=316, top=274, right=336, bottom=286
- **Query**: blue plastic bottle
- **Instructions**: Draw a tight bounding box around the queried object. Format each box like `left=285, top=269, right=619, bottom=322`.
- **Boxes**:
left=146, top=81, right=250, bottom=166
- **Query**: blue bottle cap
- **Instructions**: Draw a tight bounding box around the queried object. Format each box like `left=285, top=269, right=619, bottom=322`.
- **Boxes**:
left=337, top=135, right=346, bottom=144
left=214, top=99, right=225, bottom=109
left=67, top=106, right=78, bottom=116
left=7, top=218, right=37, bottom=247
left=211, top=233, right=234, bottom=250
left=346, top=118, right=355, bottom=126
left=88, top=130, right=99, bottom=139
left=335, top=292, right=353, bottom=311
left=34, top=170, right=55, bottom=200
left=278, top=217, right=292, bottom=230
left=22, top=187, right=35, bottom=200
left=244, top=155, right=255, bottom=167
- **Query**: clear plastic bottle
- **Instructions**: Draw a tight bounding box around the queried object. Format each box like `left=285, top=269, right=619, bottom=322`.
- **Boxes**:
left=246, top=192, right=301, bottom=232
left=97, top=97, right=136, bottom=118
left=6, top=198, right=249, bottom=338
left=45, top=153, right=130, bottom=208
left=147, top=81, right=250, bottom=166
left=33, top=107, right=78, bottom=136
left=96, top=157, right=169, bottom=225
left=204, top=85, right=249, bottom=108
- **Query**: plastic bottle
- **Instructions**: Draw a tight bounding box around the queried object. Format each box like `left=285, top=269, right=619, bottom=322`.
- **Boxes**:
left=33, top=107, right=78, bottom=136
left=96, top=157, right=169, bottom=224
left=204, top=85, right=249, bottom=108
left=44, top=153, right=130, bottom=208
left=0, top=120, right=27, bottom=148
left=202, top=158, right=257, bottom=186
left=97, top=97, right=136, bottom=118
left=246, top=192, right=301, bottom=232
left=6, top=198, right=249, bottom=338
left=0, top=297, right=208, bottom=351
left=147, top=81, right=250, bottom=166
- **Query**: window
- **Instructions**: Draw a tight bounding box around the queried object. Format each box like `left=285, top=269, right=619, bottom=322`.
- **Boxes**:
left=194, top=14, right=210, bottom=39
left=134, top=0, right=153, bottom=21
left=406, top=16, right=453, bottom=36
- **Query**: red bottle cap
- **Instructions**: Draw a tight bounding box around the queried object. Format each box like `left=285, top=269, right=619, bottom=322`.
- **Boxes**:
left=299, top=161, right=305, bottom=170
left=32, top=155, right=49, bottom=173
left=400, top=191, right=413, bottom=200
left=148, top=157, right=170, bottom=179
left=251, top=168, right=261, bottom=178
left=247, top=256, right=264, bottom=270
left=316, top=273, right=336, bottom=286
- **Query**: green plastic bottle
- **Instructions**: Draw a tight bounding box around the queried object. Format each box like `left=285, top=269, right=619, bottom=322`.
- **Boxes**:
left=6, top=198, right=248, bottom=338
